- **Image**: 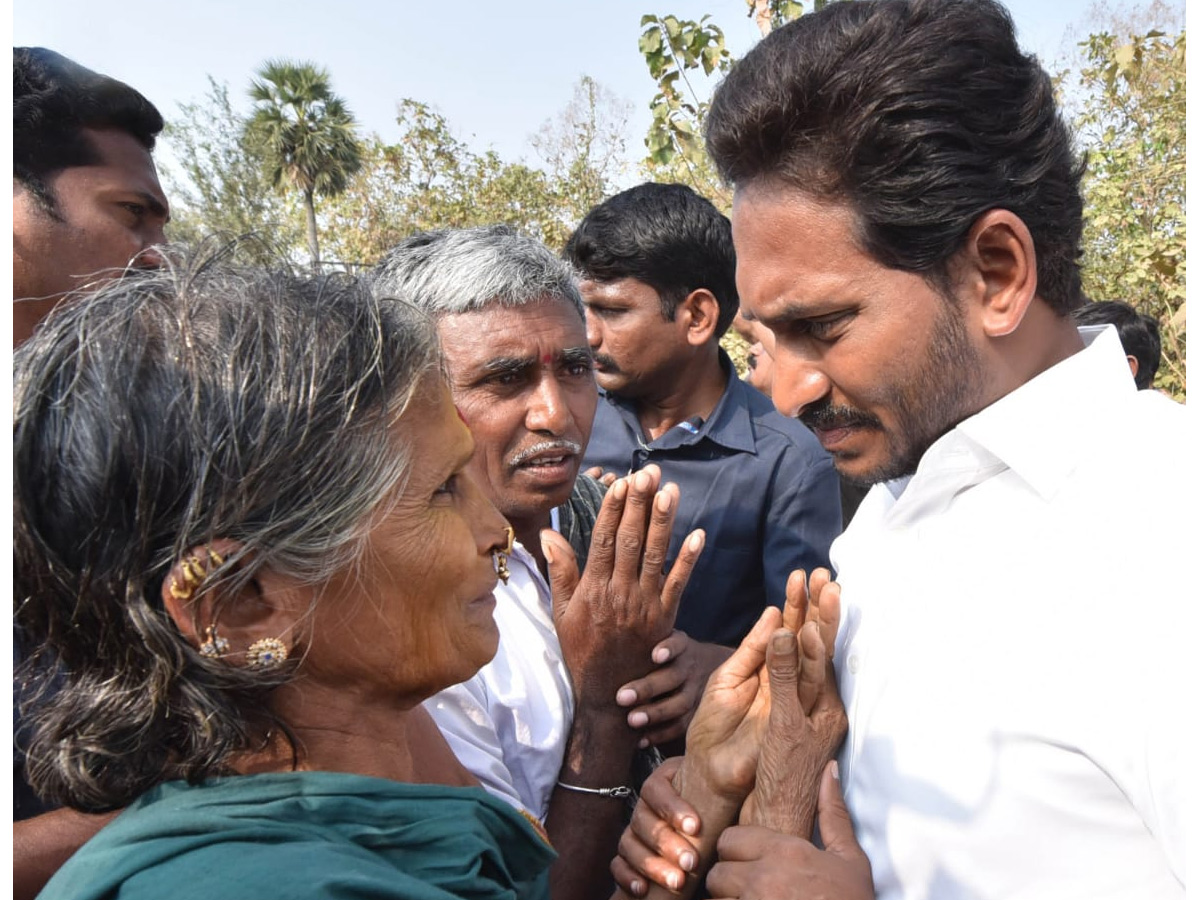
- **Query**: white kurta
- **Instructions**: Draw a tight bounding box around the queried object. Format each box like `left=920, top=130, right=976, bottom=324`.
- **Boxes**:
left=424, top=523, right=575, bottom=821
left=833, top=326, right=1189, bottom=899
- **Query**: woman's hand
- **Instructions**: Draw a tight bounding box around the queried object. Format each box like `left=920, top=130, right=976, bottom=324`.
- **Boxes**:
left=607, top=569, right=847, bottom=898
left=739, top=570, right=847, bottom=836
left=707, top=762, right=874, bottom=900
left=609, top=609, right=781, bottom=899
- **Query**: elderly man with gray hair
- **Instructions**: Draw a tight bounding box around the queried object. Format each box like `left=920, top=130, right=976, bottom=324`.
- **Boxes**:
left=372, top=226, right=717, bottom=900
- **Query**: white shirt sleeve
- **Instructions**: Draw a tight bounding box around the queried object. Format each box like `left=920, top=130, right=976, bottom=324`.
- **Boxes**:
left=423, top=678, right=530, bottom=816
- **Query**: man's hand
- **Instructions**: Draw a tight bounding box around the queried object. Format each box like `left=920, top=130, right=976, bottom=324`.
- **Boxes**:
left=739, top=569, right=847, bottom=835
left=706, top=761, right=874, bottom=900
left=543, top=466, right=704, bottom=900
left=543, top=465, right=704, bottom=710
left=611, top=757, right=702, bottom=897
left=616, top=631, right=734, bottom=748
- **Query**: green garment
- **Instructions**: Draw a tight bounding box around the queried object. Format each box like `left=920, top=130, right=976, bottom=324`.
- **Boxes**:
left=39, top=771, right=555, bottom=900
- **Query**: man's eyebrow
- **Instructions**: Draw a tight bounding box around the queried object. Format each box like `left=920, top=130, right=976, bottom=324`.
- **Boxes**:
left=480, top=356, right=533, bottom=376
left=763, top=297, right=845, bottom=325
left=561, top=346, right=594, bottom=366
left=140, top=192, right=170, bottom=219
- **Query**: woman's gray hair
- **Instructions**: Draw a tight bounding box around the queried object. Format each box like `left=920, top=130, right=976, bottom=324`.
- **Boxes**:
left=371, top=224, right=585, bottom=319
left=13, top=246, right=442, bottom=811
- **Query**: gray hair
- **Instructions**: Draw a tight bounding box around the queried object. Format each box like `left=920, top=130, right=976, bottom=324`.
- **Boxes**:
left=371, top=224, right=585, bottom=319
left=14, top=246, right=442, bottom=810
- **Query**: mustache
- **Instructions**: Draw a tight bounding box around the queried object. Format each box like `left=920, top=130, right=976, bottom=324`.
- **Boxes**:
left=800, top=402, right=882, bottom=432
left=508, top=439, right=583, bottom=467
left=592, top=354, right=620, bottom=372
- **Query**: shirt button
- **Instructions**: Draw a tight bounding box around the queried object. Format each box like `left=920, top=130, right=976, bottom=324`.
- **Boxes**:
left=847, top=654, right=861, bottom=674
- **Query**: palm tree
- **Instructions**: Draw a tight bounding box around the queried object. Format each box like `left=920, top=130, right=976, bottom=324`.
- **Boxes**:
left=247, top=61, right=362, bottom=271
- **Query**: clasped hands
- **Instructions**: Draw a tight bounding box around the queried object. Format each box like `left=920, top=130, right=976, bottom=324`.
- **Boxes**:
left=610, top=569, right=875, bottom=900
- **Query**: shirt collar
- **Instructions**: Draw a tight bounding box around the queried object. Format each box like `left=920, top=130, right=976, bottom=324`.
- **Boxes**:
left=951, top=324, right=1134, bottom=502
left=601, top=349, right=758, bottom=454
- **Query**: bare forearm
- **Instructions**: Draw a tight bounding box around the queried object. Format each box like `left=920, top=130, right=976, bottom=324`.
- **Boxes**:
left=547, top=709, right=641, bottom=900
left=14, top=807, right=118, bottom=900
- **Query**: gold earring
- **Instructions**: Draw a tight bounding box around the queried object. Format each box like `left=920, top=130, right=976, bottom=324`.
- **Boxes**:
left=168, top=559, right=201, bottom=600
left=168, top=549, right=225, bottom=600
left=198, top=625, right=230, bottom=658
left=493, top=526, right=515, bottom=584
left=246, top=637, right=289, bottom=671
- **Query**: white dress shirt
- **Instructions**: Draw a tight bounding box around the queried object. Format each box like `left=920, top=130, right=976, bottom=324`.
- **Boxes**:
left=832, top=326, right=1188, bottom=899
left=424, top=515, right=575, bottom=821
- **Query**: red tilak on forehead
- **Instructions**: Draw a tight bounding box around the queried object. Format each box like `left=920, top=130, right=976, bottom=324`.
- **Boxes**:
left=541, top=352, right=553, bottom=366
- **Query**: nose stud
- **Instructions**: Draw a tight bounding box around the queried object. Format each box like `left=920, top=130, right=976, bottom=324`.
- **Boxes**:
left=493, top=526, right=515, bottom=584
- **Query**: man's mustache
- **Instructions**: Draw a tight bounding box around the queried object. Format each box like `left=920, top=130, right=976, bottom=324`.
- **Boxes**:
left=800, top=402, right=882, bottom=432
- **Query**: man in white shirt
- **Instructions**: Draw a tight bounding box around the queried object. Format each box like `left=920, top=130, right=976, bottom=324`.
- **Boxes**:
left=615, top=1, right=1187, bottom=898
left=372, top=226, right=720, bottom=900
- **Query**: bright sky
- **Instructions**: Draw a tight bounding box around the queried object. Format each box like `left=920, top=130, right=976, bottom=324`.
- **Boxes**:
left=12, top=0, right=1149, bottom=175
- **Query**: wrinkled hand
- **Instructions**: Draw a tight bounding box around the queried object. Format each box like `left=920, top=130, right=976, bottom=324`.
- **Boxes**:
left=707, top=761, right=873, bottom=900
left=608, top=610, right=784, bottom=898
left=739, top=569, right=847, bottom=835
left=675, top=606, right=784, bottom=804
left=584, top=465, right=619, bottom=488
left=616, top=631, right=734, bottom=749
left=543, top=465, right=704, bottom=711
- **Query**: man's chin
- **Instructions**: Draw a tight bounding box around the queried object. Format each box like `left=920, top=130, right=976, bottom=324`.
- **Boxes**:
left=502, top=473, right=579, bottom=521
left=833, top=446, right=921, bottom=487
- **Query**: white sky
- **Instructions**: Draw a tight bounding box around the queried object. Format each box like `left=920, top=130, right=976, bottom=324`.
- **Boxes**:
left=11, top=0, right=1164, bottom=172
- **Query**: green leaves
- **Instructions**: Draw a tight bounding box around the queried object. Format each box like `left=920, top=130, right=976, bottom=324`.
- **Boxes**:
left=162, top=78, right=304, bottom=265
left=637, top=13, right=733, bottom=200
left=636, top=2, right=809, bottom=205
left=1075, top=26, right=1186, bottom=398
left=246, top=60, right=364, bottom=269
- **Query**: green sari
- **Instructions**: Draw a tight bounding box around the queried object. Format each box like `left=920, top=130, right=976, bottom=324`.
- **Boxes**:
left=39, top=771, right=555, bottom=899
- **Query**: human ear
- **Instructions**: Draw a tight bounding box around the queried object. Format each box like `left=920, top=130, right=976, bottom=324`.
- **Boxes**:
left=961, top=210, right=1037, bottom=338
left=160, top=539, right=305, bottom=665
left=679, top=288, right=721, bottom=346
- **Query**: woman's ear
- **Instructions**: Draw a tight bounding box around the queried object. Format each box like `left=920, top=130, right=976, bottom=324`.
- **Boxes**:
left=960, top=209, right=1038, bottom=338
left=678, top=288, right=722, bottom=346
left=161, top=539, right=304, bottom=666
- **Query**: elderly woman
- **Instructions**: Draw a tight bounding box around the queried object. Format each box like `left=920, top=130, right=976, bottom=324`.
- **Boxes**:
left=14, top=256, right=558, bottom=899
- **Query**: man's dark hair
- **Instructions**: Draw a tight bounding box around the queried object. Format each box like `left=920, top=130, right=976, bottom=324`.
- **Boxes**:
left=1072, top=300, right=1162, bottom=389
left=705, top=0, right=1086, bottom=315
left=564, top=182, right=739, bottom=337
left=13, top=47, right=164, bottom=216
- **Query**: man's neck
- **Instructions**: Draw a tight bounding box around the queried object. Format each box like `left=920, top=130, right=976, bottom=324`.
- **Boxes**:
left=633, top=347, right=729, bottom=441
left=510, top=511, right=554, bottom=578
left=977, top=306, right=1088, bottom=415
